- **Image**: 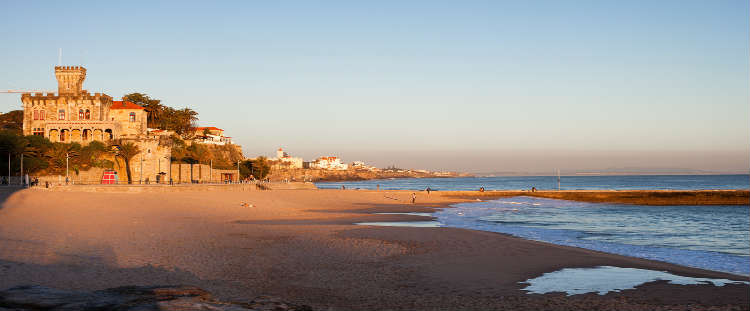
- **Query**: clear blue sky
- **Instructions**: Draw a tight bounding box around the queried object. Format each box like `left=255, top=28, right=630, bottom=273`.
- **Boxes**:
left=1, top=1, right=747, bottom=173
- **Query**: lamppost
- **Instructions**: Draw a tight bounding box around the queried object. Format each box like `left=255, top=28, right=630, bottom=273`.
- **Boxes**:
left=236, top=160, right=240, bottom=184
left=209, top=159, right=213, bottom=184
left=65, top=152, right=70, bottom=185
left=166, top=156, right=171, bottom=185
left=139, top=154, right=143, bottom=184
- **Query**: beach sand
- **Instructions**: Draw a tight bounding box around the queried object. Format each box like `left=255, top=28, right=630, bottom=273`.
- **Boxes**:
left=0, top=187, right=747, bottom=310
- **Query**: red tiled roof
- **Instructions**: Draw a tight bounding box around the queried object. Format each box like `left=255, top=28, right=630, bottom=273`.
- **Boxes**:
left=195, top=126, right=223, bottom=131
left=111, top=101, right=145, bottom=110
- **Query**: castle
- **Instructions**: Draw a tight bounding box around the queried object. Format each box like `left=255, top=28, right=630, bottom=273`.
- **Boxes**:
left=21, top=66, right=147, bottom=143
left=19, top=66, right=241, bottom=184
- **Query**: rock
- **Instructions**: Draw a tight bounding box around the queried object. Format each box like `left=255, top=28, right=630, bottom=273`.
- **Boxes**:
left=0, top=285, right=313, bottom=311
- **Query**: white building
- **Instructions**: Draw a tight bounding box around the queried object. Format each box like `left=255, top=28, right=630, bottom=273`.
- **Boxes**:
left=272, top=148, right=303, bottom=169
left=311, top=156, right=348, bottom=170
left=350, top=161, right=379, bottom=171
left=193, top=127, right=232, bottom=145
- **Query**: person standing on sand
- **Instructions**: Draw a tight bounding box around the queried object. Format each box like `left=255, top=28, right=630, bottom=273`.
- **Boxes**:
left=411, top=193, right=416, bottom=204
left=426, top=187, right=431, bottom=195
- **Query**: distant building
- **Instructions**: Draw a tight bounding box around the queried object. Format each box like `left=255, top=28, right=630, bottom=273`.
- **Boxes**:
left=193, top=126, right=232, bottom=145
left=271, top=148, right=303, bottom=169
left=350, top=161, right=379, bottom=171
left=311, top=156, right=348, bottom=170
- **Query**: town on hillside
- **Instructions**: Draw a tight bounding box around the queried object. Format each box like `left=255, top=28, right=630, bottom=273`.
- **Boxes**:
left=254, top=147, right=467, bottom=182
left=0, top=65, right=464, bottom=185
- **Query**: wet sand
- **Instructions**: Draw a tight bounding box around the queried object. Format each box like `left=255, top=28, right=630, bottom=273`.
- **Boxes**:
left=0, top=187, right=747, bottom=310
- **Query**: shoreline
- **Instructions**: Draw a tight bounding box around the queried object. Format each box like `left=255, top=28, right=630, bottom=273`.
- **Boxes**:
left=0, top=188, right=747, bottom=309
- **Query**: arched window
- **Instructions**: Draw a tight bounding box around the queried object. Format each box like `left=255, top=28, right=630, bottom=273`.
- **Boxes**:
left=33, top=110, right=38, bottom=120
left=79, top=109, right=84, bottom=120
left=85, top=109, right=91, bottom=120
left=40, top=110, right=45, bottom=120
left=58, top=110, right=65, bottom=120
left=129, top=112, right=136, bottom=122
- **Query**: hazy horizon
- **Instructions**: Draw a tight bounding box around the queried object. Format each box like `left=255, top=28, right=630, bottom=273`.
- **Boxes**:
left=1, top=1, right=748, bottom=173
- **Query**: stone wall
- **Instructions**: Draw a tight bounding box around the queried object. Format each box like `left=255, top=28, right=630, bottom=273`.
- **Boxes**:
left=168, top=163, right=239, bottom=183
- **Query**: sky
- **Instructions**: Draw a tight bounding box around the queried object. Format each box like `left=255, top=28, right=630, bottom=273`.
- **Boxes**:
left=0, top=1, right=747, bottom=173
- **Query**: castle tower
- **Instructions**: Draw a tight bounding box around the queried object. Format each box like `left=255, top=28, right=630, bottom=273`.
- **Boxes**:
left=55, top=66, right=87, bottom=95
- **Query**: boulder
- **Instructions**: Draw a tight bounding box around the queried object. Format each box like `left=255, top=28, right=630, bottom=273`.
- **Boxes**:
left=0, top=285, right=312, bottom=311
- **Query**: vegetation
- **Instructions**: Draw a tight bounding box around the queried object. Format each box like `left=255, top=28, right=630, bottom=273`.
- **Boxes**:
left=123, top=93, right=199, bottom=137
left=112, top=141, right=141, bottom=184
left=0, top=110, right=23, bottom=134
left=169, top=135, right=242, bottom=168
left=239, top=156, right=270, bottom=180
left=0, top=130, right=115, bottom=177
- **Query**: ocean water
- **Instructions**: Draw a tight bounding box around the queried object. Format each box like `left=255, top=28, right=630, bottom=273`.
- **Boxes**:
left=434, top=197, right=750, bottom=275
left=315, top=174, right=750, bottom=191
left=521, top=266, right=750, bottom=295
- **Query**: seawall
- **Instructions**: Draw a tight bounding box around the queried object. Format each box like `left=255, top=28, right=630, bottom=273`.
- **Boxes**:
left=439, top=189, right=750, bottom=205
left=38, top=182, right=317, bottom=193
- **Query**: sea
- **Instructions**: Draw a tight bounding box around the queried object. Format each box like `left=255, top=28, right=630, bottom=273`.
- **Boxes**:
left=317, top=175, right=750, bottom=275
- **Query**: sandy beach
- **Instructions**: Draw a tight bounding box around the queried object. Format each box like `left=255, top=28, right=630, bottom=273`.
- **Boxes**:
left=0, top=186, right=747, bottom=310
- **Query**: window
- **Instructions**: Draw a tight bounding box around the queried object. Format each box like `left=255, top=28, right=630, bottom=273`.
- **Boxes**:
left=79, top=109, right=84, bottom=120
left=85, top=109, right=90, bottom=120
left=129, top=112, right=136, bottom=122
left=58, top=110, right=65, bottom=120
left=32, top=128, right=44, bottom=136
left=33, top=110, right=38, bottom=120
left=40, top=110, right=45, bottom=120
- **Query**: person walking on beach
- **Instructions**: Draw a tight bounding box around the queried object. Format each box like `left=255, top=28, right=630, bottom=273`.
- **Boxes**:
left=426, top=187, right=431, bottom=195
left=411, top=193, right=416, bottom=204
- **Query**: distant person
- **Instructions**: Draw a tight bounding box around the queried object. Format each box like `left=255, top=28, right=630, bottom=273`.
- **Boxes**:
left=426, top=187, right=431, bottom=195
left=479, top=187, right=485, bottom=192
left=531, top=187, right=537, bottom=192
left=376, top=184, right=380, bottom=191
left=411, top=193, right=416, bottom=204
left=342, top=185, right=346, bottom=190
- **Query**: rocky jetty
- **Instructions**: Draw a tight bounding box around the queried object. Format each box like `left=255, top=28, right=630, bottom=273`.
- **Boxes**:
left=0, top=285, right=312, bottom=311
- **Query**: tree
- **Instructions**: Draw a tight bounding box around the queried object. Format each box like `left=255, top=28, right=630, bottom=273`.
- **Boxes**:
left=175, top=108, right=199, bottom=138
left=0, top=110, right=24, bottom=134
left=251, top=157, right=271, bottom=180
left=112, top=141, right=141, bottom=184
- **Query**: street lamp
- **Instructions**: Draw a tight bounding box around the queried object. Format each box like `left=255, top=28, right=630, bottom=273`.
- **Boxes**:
left=65, top=152, right=70, bottom=184
left=139, top=154, right=143, bottom=184
left=166, top=156, right=171, bottom=185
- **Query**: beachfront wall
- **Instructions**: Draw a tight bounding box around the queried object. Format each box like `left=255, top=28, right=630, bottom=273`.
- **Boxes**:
left=169, top=163, right=238, bottom=183
left=31, top=164, right=237, bottom=185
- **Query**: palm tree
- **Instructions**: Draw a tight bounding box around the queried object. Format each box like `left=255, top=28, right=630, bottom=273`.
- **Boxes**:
left=176, top=108, right=199, bottom=138
left=112, top=141, right=141, bottom=184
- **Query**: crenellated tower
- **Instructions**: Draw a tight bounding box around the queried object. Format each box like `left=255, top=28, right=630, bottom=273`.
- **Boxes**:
left=54, top=66, right=87, bottom=95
